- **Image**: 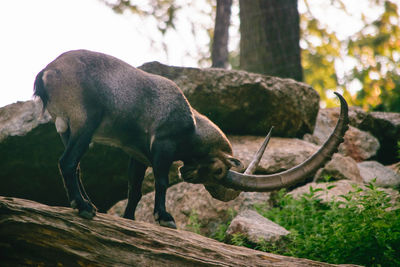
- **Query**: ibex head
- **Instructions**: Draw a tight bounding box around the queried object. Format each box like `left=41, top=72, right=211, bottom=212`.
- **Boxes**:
left=181, top=92, right=348, bottom=201
left=178, top=151, right=243, bottom=201
left=180, top=152, right=242, bottom=184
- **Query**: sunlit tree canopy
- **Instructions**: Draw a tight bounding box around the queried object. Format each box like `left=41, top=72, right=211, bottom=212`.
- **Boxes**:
left=102, top=0, right=400, bottom=111
left=301, top=0, right=400, bottom=111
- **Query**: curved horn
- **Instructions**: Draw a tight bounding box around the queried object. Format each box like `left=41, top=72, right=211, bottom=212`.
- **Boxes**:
left=224, top=92, right=349, bottom=192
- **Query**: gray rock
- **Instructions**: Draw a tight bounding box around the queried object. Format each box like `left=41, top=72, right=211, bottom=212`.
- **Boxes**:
left=226, top=210, right=289, bottom=243
left=139, top=61, right=320, bottom=137
left=1, top=100, right=314, bottom=213
left=360, top=111, right=400, bottom=164
left=108, top=182, right=271, bottom=235
left=339, top=126, right=380, bottom=161
left=0, top=100, right=51, bottom=142
left=0, top=63, right=322, bottom=213
left=358, top=161, right=400, bottom=188
left=314, top=153, right=363, bottom=183
left=0, top=100, right=180, bottom=212
left=347, top=107, right=399, bottom=165
left=304, top=107, right=380, bottom=162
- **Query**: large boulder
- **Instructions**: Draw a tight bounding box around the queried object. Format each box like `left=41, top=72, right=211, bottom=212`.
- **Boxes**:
left=139, top=62, right=320, bottom=137
left=0, top=64, right=322, bottom=212
left=108, top=182, right=271, bottom=236
left=2, top=101, right=315, bottom=213
left=0, top=100, right=316, bottom=213
left=0, top=101, right=178, bottom=212
left=357, top=111, right=400, bottom=164
left=0, top=100, right=51, bottom=141
left=304, top=107, right=380, bottom=162
left=230, top=135, right=319, bottom=173
left=344, top=107, right=399, bottom=164
left=0, top=101, right=68, bottom=208
left=358, top=161, right=400, bottom=188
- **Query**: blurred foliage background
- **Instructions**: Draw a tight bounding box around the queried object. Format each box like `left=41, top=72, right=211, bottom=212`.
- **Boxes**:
left=101, top=0, right=400, bottom=112
left=301, top=0, right=400, bottom=111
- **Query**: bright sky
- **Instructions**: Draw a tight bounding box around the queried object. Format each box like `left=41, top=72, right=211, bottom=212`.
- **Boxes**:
left=0, top=0, right=209, bottom=108
left=0, top=0, right=391, bottom=108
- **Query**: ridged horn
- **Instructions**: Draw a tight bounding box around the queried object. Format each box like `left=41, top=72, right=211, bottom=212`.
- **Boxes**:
left=224, top=92, right=349, bottom=192
left=244, top=126, right=273, bottom=175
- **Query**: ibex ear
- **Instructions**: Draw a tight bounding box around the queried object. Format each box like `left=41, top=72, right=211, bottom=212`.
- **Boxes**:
left=226, top=156, right=244, bottom=169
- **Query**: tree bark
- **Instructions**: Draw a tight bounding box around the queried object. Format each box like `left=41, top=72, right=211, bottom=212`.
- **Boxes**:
left=0, top=196, right=352, bottom=266
left=211, top=0, right=232, bottom=68
left=239, top=0, right=303, bottom=81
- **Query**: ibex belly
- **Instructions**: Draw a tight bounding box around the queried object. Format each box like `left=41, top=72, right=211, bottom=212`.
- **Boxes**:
left=92, top=116, right=153, bottom=166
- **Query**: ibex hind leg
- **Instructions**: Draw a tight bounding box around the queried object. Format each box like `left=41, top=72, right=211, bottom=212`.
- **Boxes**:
left=59, top=129, right=92, bottom=203
left=123, top=157, right=147, bottom=220
left=58, top=118, right=100, bottom=219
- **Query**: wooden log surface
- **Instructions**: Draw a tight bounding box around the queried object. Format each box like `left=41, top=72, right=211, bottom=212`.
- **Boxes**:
left=0, top=196, right=357, bottom=266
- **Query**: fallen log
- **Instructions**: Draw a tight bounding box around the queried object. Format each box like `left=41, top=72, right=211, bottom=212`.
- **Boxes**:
left=0, top=196, right=356, bottom=266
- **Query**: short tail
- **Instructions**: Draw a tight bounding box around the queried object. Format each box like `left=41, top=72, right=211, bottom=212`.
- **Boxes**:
left=33, top=70, right=49, bottom=112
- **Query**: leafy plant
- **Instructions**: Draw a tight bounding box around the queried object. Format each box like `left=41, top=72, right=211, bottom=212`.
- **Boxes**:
left=397, top=140, right=400, bottom=163
left=186, top=209, right=201, bottom=234
left=210, top=208, right=237, bottom=242
left=226, top=182, right=400, bottom=266
left=230, top=233, right=251, bottom=248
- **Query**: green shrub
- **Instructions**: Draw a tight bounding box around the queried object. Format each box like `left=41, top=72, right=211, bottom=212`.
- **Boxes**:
left=210, top=208, right=237, bottom=242
left=186, top=209, right=202, bottom=234
left=213, top=182, right=400, bottom=266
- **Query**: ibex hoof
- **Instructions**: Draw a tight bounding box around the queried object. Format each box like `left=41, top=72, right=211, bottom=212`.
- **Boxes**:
left=70, top=200, right=78, bottom=209
left=79, top=209, right=96, bottom=219
left=154, top=211, right=177, bottom=229
left=71, top=199, right=97, bottom=219
left=159, top=220, right=177, bottom=229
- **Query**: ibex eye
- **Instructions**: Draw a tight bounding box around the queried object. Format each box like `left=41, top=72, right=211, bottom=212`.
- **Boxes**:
left=214, top=168, right=223, bottom=175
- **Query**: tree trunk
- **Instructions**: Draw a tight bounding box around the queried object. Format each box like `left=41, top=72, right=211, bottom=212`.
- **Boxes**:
left=0, top=196, right=351, bottom=266
left=239, top=0, right=303, bottom=81
left=211, top=0, right=232, bottom=68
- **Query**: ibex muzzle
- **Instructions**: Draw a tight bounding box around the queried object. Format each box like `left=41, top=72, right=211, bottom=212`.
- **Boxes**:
left=34, top=50, right=349, bottom=229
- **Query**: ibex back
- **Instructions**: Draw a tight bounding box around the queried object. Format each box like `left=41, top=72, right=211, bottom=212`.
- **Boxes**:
left=34, top=50, right=349, bottom=228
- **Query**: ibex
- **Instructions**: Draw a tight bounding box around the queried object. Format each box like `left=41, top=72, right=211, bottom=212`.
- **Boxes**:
left=34, top=50, right=349, bottom=229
